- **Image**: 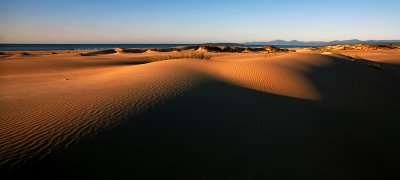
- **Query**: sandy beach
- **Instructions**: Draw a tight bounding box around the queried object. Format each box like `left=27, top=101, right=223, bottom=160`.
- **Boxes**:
left=1, top=48, right=400, bottom=179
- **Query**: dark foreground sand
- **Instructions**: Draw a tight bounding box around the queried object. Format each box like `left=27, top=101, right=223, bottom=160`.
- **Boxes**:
left=1, top=50, right=400, bottom=179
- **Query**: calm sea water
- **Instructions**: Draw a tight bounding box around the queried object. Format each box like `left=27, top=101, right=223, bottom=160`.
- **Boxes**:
left=0, top=44, right=200, bottom=51
left=0, top=44, right=307, bottom=51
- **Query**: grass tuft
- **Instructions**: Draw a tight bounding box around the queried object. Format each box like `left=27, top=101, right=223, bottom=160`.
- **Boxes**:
left=149, top=52, right=211, bottom=62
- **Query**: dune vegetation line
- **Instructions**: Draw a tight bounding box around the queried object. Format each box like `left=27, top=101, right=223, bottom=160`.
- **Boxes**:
left=149, top=52, right=211, bottom=62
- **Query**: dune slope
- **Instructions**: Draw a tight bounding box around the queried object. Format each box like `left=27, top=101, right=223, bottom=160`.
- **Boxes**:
left=1, top=51, right=400, bottom=179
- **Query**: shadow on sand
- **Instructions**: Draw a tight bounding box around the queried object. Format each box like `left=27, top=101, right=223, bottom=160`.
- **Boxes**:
left=3, top=55, right=400, bottom=180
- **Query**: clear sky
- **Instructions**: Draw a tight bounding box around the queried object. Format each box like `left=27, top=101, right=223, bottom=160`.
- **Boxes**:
left=0, top=0, right=399, bottom=43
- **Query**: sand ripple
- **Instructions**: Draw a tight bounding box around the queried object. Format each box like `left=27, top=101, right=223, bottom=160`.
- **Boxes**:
left=0, top=53, right=330, bottom=169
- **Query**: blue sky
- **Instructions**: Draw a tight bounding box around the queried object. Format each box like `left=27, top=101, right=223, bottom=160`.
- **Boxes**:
left=0, top=0, right=399, bottom=43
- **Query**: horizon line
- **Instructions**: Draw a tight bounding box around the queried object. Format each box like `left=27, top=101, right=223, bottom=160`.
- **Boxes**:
left=1, top=39, right=400, bottom=44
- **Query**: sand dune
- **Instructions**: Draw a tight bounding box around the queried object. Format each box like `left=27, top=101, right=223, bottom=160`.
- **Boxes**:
left=0, top=58, right=208, bottom=168
left=196, top=44, right=290, bottom=53
left=335, top=50, right=400, bottom=64
left=0, top=53, right=323, bottom=169
left=320, top=44, right=400, bottom=51
left=0, top=45, right=291, bottom=58
left=1, top=50, right=400, bottom=179
left=192, top=53, right=326, bottom=100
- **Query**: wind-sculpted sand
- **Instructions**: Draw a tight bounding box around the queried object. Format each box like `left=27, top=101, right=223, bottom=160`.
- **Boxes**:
left=1, top=50, right=400, bottom=179
left=0, top=55, right=207, bottom=168
left=335, top=50, right=400, bottom=64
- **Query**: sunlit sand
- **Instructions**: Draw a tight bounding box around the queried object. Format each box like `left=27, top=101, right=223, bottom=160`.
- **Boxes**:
left=1, top=47, right=400, bottom=178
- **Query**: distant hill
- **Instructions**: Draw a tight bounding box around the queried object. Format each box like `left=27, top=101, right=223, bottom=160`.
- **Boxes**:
left=243, top=39, right=400, bottom=46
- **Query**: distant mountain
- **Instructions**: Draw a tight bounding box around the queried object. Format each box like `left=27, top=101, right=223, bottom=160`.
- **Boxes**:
left=243, top=39, right=400, bottom=46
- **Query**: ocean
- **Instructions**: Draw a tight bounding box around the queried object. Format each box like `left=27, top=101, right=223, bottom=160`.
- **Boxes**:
left=0, top=44, right=308, bottom=51
left=0, top=44, right=200, bottom=51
